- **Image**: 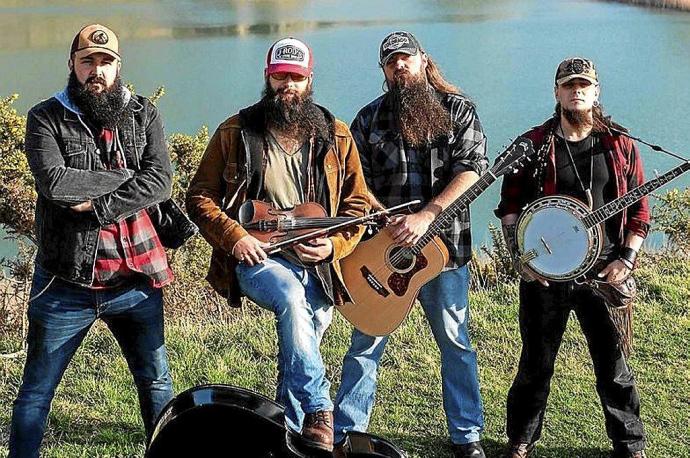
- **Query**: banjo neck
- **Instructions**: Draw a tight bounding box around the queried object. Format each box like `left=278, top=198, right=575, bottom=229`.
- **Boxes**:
left=583, top=161, right=690, bottom=229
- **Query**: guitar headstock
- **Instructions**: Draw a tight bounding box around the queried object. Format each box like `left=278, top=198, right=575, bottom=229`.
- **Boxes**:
left=490, top=136, right=536, bottom=177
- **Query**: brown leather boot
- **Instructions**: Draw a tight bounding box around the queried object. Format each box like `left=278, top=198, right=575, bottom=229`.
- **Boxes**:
left=302, top=410, right=334, bottom=452
left=503, top=442, right=535, bottom=458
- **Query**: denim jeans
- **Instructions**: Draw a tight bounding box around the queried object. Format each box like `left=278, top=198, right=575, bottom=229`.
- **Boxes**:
left=9, top=265, right=174, bottom=458
left=333, top=265, right=484, bottom=445
left=506, top=280, right=646, bottom=453
left=235, top=256, right=334, bottom=432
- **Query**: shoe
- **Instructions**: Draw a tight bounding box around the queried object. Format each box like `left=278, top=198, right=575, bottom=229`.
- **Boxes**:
left=452, top=441, right=486, bottom=458
left=301, top=410, right=334, bottom=452
left=503, top=442, right=535, bottom=458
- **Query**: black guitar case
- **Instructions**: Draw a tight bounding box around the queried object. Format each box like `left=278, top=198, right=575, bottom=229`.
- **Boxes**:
left=146, top=384, right=406, bottom=457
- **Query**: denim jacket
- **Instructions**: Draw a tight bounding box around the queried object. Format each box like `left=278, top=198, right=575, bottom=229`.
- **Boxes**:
left=25, top=88, right=172, bottom=286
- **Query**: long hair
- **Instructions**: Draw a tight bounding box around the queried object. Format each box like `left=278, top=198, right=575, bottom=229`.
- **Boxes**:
left=554, top=102, right=628, bottom=134
left=425, top=55, right=461, bottom=95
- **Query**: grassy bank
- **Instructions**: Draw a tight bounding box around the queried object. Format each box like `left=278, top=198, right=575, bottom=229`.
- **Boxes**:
left=1, top=255, right=688, bottom=457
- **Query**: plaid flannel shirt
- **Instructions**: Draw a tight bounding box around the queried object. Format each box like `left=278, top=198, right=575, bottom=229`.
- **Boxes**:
left=92, top=129, right=173, bottom=288
left=351, top=90, right=488, bottom=268
left=495, top=118, right=650, bottom=241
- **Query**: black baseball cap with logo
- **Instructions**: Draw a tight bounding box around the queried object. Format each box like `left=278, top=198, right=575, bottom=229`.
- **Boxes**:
left=379, top=31, right=423, bottom=66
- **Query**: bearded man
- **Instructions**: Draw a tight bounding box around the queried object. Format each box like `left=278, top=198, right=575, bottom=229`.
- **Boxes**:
left=185, top=37, right=369, bottom=452
left=10, top=24, right=175, bottom=457
left=332, top=31, right=489, bottom=458
left=496, top=57, right=648, bottom=458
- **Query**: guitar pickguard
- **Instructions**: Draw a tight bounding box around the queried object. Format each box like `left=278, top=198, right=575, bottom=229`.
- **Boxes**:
left=387, top=254, right=428, bottom=296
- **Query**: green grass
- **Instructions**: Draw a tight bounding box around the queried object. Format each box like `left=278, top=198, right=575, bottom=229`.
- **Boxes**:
left=1, top=256, right=688, bottom=457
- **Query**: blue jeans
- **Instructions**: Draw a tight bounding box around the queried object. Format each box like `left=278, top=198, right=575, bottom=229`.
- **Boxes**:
left=9, top=266, right=174, bottom=458
left=333, top=265, right=484, bottom=445
left=235, top=256, right=334, bottom=432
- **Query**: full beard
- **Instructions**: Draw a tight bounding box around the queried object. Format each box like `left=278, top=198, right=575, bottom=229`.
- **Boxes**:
left=388, top=71, right=452, bottom=148
left=67, top=71, right=128, bottom=128
left=261, top=81, right=329, bottom=139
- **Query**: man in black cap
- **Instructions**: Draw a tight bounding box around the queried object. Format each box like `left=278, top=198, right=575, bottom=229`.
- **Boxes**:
left=333, top=31, right=489, bottom=458
left=9, top=24, right=175, bottom=457
left=496, top=57, right=648, bottom=458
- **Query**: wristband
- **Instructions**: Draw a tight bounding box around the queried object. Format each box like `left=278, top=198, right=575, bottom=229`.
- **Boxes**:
left=618, top=247, right=638, bottom=269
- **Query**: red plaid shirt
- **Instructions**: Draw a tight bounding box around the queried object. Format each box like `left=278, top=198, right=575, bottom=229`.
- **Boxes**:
left=495, top=118, right=650, bottom=242
left=92, top=129, right=173, bottom=288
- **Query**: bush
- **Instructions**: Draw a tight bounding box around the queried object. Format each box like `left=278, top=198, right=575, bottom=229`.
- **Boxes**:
left=652, top=188, right=690, bottom=256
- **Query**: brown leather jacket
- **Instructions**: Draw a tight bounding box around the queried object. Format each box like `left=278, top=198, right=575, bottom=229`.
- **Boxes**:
left=186, top=102, right=370, bottom=306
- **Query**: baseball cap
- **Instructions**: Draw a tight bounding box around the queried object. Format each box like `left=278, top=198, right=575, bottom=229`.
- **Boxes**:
left=379, top=31, right=422, bottom=66
left=555, top=57, right=598, bottom=85
left=265, top=37, right=313, bottom=77
left=70, top=24, right=120, bottom=60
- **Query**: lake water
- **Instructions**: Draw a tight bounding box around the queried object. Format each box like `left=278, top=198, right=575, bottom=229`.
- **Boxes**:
left=2, top=0, right=689, bottom=260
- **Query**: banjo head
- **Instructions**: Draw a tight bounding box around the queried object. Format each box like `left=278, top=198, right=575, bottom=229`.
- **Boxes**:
left=517, top=196, right=601, bottom=281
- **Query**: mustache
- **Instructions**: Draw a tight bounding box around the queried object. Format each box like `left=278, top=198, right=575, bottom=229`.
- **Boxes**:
left=275, top=87, right=299, bottom=96
left=85, top=76, right=107, bottom=85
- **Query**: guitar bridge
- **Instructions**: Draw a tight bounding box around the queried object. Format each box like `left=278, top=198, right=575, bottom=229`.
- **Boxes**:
left=360, top=266, right=390, bottom=298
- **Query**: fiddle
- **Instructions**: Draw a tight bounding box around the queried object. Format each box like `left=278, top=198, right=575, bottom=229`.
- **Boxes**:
left=238, top=200, right=373, bottom=244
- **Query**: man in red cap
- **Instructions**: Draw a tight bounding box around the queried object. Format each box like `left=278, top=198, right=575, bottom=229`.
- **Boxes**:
left=9, top=23, right=178, bottom=457
left=186, top=36, right=370, bottom=452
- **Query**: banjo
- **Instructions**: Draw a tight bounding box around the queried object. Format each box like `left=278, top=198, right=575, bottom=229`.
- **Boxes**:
left=517, top=160, right=690, bottom=281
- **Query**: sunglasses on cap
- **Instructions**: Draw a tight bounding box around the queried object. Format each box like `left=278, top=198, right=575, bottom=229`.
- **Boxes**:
left=270, top=72, right=308, bottom=82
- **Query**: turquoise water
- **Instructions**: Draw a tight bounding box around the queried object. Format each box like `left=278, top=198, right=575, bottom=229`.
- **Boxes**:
left=2, top=0, right=689, bottom=259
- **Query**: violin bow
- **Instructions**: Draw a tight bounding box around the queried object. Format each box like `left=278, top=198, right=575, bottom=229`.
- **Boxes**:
left=265, top=200, right=422, bottom=254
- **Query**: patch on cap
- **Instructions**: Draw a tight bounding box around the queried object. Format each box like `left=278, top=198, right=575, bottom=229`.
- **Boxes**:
left=91, top=30, right=109, bottom=45
left=274, top=44, right=305, bottom=62
left=381, top=33, right=410, bottom=52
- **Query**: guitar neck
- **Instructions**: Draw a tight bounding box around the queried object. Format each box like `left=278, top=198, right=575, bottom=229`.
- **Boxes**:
left=412, top=168, right=499, bottom=253
left=584, top=161, right=690, bottom=228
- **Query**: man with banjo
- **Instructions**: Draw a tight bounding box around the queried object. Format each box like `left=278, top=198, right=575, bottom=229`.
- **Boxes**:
left=186, top=37, right=370, bottom=453
left=496, top=57, right=648, bottom=458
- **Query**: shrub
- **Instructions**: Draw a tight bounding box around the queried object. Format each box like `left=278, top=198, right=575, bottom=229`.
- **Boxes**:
left=652, top=188, right=690, bottom=256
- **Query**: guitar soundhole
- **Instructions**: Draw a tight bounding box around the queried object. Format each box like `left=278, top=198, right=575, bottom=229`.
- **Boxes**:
left=388, top=247, right=415, bottom=273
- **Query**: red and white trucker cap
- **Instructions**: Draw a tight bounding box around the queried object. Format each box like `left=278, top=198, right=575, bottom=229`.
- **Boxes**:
left=265, top=37, right=313, bottom=77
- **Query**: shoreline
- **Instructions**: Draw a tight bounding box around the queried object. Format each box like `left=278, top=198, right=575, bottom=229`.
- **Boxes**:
left=603, top=0, right=690, bottom=10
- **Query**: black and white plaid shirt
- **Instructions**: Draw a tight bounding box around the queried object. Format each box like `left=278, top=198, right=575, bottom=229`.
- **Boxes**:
left=351, top=90, right=488, bottom=269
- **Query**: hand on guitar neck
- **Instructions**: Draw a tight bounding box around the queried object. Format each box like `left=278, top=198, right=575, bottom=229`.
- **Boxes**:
left=388, top=210, right=436, bottom=247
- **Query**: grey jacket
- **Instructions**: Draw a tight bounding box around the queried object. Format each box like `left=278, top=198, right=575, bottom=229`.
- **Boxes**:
left=25, top=88, right=172, bottom=285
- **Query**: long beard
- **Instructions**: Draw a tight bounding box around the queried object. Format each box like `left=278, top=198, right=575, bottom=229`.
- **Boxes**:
left=261, top=81, right=329, bottom=139
left=67, top=71, right=128, bottom=128
left=388, top=72, right=452, bottom=148
left=557, top=103, right=593, bottom=129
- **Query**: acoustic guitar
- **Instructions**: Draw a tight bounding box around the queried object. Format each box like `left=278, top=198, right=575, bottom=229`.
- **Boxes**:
left=337, top=137, right=536, bottom=336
